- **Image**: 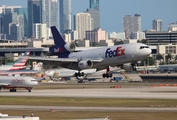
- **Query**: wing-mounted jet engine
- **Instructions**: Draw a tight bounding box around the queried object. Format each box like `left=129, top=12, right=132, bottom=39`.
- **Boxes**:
left=121, top=63, right=137, bottom=71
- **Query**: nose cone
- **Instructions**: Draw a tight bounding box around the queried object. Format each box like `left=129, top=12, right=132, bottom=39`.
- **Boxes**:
left=140, top=48, right=152, bottom=58
left=145, top=48, right=152, bottom=56
left=33, top=81, right=38, bottom=85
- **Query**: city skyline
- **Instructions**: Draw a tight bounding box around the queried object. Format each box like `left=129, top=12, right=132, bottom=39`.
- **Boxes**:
left=0, top=0, right=177, bottom=32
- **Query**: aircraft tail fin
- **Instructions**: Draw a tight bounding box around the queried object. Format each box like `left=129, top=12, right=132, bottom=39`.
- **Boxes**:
left=51, top=26, right=66, bottom=47
left=10, top=51, right=30, bottom=70
left=33, top=62, right=43, bottom=71
left=50, top=26, right=71, bottom=58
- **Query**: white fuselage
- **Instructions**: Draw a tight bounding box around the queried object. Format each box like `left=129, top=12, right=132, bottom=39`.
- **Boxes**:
left=0, top=76, right=38, bottom=88
left=158, top=64, right=177, bottom=73
left=68, top=43, right=151, bottom=69
left=45, top=67, right=119, bottom=78
left=45, top=68, right=97, bottom=78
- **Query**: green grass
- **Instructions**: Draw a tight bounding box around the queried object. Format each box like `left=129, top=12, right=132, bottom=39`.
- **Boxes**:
left=1, top=83, right=177, bottom=120
left=35, top=82, right=152, bottom=89
left=1, top=110, right=177, bottom=120
left=1, top=96, right=177, bottom=107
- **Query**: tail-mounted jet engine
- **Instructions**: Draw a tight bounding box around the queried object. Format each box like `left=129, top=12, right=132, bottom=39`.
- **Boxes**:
left=49, top=43, right=76, bottom=56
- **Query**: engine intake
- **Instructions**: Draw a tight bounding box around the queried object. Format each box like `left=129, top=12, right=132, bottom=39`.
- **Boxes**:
left=64, top=43, right=76, bottom=52
left=78, top=60, right=93, bottom=69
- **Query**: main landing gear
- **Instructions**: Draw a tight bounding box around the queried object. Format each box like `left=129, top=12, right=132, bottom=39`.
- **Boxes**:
left=75, top=72, right=85, bottom=83
left=9, top=88, right=17, bottom=92
left=75, top=72, right=84, bottom=77
left=102, top=67, right=113, bottom=78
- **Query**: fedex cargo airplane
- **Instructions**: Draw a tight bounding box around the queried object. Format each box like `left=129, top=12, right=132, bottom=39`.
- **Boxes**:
left=0, top=76, right=38, bottom=92
left=27, top=26, right=151, bottom=78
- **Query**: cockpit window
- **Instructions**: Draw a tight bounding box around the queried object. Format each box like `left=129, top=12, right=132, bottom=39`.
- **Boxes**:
left=31, top=80, right=36, bottom=82
left=140, top=46, right=149, bottom=49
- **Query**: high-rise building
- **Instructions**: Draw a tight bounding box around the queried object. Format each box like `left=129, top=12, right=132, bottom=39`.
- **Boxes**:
left=0, top=15, right=3, bottom=34
left=59, top=0, right=72, bottom=34
left=14, top=8, right=28, bottom=38
left=153, top=18, right=162, bottom=31
left=28, top=0, right=42, bottom=38
left=87, top=0, right=100, bottom=30
left=86, top=28, right=107, bottom=43
left=74, top=12, right=93, bottom=40
left=9, top=23, right=23, bottom=41
left=28, top=0, right=58, bottom=38
left=123, top=14, right=141, bottom=38
left=0, top=6, right=23, bottom=39
left=90, top=0, right=99, bottom=11
left=85, top=8, right=100, bottom=30
left=0, top=5, right=21, bottom=14
left=3, top=12, right=19, bottom=36
left=33, top=23, right=47, bottom=39
left=42, top=0, right=58, bottom=28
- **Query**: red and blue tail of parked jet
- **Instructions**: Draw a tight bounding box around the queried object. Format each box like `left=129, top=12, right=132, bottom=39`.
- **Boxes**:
left=10, top=51, right=30, bottom=70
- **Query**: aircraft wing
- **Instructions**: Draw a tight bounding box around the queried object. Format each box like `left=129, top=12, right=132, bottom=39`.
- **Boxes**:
left=25, top=56, right=103, bottom=62
left=0, top=83, right=10, bottom=86
left=34, top=77, right=46, bottom=82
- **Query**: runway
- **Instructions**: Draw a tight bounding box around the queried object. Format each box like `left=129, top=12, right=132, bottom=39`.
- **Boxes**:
left=1, top=105, right=177, bottom=112
left=1, top=83, right=177, bottom=119
left=1, top=86, right=177, bottom=99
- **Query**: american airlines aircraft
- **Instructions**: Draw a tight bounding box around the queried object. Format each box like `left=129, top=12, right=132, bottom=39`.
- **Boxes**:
left=0, top=51, right=30, bottom=71
left=27, top=26, right=151, bottom=78
left=0, top=76, right=38, bottom=92
left=0, top=62, right=43, bottom=75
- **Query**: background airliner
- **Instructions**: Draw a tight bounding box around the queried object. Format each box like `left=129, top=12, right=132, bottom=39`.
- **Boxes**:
left=0, top=62, right=43, bottom=75
left=0, top=51, right=30, bottom=71
left=0, top=76, right=38, bottom=92
left=27, top=26, right=151, bottom=78
left=158, top=64, right=177, bottom=73
left=45, top=66, right=119, bottom=81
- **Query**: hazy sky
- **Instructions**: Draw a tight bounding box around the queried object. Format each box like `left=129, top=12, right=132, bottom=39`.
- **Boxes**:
left=1, top=0, right=177, bottom=32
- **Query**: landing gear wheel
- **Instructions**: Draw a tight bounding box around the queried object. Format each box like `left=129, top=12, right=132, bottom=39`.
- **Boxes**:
left=10, top=89, right=17, bottom=92
left=102, top=73, right=112, bottom=78
left=102, top=74, right=106, bottom=78
left=75, top=72, right=85, bottom=77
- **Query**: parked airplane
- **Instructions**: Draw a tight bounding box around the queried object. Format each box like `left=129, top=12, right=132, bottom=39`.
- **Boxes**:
left=0, top=62, right=43, bottom=75
left=45, top=66, right=119, bottom=81
left=158, top=64, right=177, bottom=73
left=27, top=26, right=151, bottom=78
left=0, top=76, right=38, bottom=92
left=0, top=51, right=30, bottom=71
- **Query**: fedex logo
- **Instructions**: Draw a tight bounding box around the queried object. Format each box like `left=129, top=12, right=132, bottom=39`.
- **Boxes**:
left=105, top=46, right=125, bottom=58
left=54, top=47, right=62, bottom=53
